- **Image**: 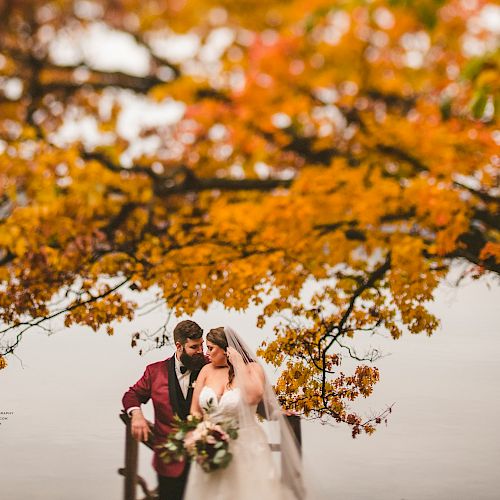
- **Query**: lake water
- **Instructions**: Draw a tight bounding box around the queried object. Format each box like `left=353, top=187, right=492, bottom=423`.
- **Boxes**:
left=1, top=275, right=499, bottom=499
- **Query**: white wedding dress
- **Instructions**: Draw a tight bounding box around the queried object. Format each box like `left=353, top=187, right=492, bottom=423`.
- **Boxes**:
left=183, top=386, right=296, bottom=500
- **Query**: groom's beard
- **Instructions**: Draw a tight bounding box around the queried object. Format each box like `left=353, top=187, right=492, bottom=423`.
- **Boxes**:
left=180, top=350, right=206, bottom=371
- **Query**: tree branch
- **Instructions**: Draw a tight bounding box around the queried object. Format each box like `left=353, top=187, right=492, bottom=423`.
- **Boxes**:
left=0, top=278, right=130, bottom=355
left=82, top=150, right=293, bottom=195
left=319, top=255, right=392, bottom=404
left=454, top=181, right=500, bottom=205
left=376, top=144, right=428, bottom=173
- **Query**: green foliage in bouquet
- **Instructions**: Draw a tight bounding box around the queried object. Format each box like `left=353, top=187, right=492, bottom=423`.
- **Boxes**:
left=157, top=415, right=202, bottom=465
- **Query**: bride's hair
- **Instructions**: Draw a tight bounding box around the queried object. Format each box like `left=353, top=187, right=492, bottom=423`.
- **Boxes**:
left=206, top=327, right=255, bottom=386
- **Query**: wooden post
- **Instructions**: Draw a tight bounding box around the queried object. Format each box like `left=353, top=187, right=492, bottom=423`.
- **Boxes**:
left=281, top=414, right=303, bottom=496
left=124, top=416, right=138, bottom=500
left=286, top=414, right=302, bottom=450
left=120, top=412, right=157, bottom=500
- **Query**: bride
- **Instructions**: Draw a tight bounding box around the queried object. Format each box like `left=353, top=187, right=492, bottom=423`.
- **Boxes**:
left=184, top=326, right=307, bottom=500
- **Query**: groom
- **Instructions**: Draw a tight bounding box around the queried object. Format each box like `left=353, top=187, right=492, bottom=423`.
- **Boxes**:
left=122, top=320, right=206, bottom=500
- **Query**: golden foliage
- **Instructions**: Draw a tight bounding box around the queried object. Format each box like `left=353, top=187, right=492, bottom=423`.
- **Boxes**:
left=0, top=0, right=498, bottom=430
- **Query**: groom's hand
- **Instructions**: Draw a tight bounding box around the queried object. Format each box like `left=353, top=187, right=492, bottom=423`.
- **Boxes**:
left=130, top=410, right=150, bottom=442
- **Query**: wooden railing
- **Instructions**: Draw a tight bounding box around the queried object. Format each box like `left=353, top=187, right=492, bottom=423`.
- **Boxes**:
left=119, top=411, right=302, bottom=500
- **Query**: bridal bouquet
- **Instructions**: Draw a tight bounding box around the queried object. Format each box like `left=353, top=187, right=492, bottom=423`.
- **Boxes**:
left=186, top=418, right=239, bottom=472
left=158, top=415, right=239, bottom=473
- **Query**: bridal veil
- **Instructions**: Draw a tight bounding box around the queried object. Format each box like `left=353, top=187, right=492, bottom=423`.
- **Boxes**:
left=225, top=326, right=308, bottom=500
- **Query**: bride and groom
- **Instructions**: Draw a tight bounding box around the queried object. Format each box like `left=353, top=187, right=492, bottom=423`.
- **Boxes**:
left=122, top=320, right=305, bottom=500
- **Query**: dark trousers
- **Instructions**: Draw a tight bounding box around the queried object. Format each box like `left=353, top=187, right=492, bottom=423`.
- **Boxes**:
left=158, top=467, right=189, bottom=500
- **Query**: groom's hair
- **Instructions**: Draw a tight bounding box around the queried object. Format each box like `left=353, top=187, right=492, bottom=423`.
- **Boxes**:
left=173, top=320, right=203, bottom=345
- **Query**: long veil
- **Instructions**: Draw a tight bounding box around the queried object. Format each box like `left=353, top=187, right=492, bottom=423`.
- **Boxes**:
left=225, top=326, right=308, bottom=500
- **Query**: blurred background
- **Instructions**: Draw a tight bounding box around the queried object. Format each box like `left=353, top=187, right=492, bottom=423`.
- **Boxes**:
left=1, top=1, right=499, bottom=499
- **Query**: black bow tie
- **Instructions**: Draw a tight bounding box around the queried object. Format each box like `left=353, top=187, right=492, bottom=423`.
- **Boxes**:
left=180, top=365, right=188, bottom=374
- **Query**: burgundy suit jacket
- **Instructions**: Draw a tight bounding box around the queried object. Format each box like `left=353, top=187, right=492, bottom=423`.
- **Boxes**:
left=122, top=357, right=187, bottom=478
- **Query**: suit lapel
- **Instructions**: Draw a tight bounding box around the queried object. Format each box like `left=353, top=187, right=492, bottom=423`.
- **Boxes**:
left=167, top=356, right=183, bottom=418
left=185, top=369, right=198, bottom=411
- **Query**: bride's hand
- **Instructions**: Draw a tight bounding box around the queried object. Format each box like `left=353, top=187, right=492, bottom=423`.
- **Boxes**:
left=226, top=346, right=244, bottom=366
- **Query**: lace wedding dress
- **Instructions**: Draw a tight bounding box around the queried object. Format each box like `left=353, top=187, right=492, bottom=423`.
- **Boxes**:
left=183, top=385, right=298, bottom=500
